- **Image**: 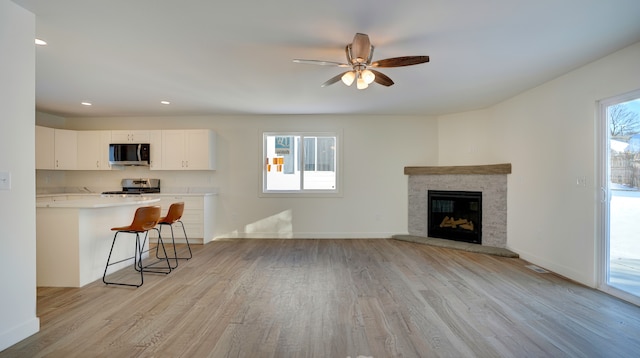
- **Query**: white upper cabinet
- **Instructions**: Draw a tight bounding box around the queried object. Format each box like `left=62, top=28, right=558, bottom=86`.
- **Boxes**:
left=149, top=130, right=163, bottom=170
left=36, top=126, right=55, bottom=169
left=36, top=126, right=78, bottom=170
left=54, top=129, right=78, bottom=170
left=110, top=130, right=150, bottom=143
left=161, top=129, right=216, bottom=170
left=36, top=126, right=216, bottom=171
left=161, top=130, right=185, bottom=170
left=77, top=131, right=111, bottom=170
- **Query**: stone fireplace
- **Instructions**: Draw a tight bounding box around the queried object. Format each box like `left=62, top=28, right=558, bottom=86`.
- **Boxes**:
left=405, top=164, right=511, bottom=248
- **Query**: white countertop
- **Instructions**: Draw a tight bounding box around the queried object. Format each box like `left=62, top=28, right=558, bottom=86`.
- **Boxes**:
left=37, top=187, right=218, bottom=197
left=36, top=196, right=160, bottom=209
left=147, top=192, right=217, bottom=197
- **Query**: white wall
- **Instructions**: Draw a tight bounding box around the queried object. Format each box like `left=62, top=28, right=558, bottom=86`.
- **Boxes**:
left=437, top=41, right=640, bottom=286
left=59, top=115, right=439, bottom=239
left=0, top=1, right=40, bottom=351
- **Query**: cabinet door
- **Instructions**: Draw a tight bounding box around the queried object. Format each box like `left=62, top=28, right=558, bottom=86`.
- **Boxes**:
left=110, top=130, right=130, bottom=143
left=77, top=131, right=111, bottom=170
left=110, top=130, right=150, bottom=143
left=161, top=130, right=187, bottom=169
left=185, top=130, right=216, bottom=170
left=149, top=130, right=162, bottom=170
left=36, top=126, right=55, bottom=169
left=98, top=131, right=111, bottom=169
left=130, top=131, right=150, bottom=143
left=54, top=129, right=77, bottom=170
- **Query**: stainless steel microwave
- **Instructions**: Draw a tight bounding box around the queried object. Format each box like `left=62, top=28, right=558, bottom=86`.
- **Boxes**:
left=108, top=143, right=150, bottom=166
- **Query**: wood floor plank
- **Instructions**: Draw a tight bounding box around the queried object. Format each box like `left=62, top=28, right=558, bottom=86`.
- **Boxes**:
left=2, top=239, right=640, bottom=358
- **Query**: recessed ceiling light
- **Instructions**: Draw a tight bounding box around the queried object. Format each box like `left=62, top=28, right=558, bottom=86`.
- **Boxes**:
left=35, top=38, right=47, bottom=46
left=81, top=102, right=92, bottom=106
left=160, top=100, right=170, bottom=105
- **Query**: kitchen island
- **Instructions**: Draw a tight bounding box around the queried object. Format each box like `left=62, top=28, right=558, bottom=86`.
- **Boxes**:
left=36, top=196, right=161, bottom=287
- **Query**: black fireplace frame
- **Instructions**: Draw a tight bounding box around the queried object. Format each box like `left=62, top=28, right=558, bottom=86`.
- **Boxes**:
left=428, top=190, right=482, bottom=244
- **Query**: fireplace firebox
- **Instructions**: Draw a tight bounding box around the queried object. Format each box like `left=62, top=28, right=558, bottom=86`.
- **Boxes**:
left=428, top=190, right=482, bottom=244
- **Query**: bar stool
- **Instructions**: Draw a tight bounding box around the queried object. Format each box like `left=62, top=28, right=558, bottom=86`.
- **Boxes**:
left=156, top=202, right=192, bottom=269
left=103, top=205, right=171, bottom=287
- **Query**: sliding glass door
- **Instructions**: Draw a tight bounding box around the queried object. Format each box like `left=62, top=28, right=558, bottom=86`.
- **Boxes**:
left=599, top=90, right=640, bottom=304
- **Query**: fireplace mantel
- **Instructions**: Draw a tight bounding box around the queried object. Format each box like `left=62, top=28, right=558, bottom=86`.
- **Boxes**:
left=404, top=163, right=511, bottom=176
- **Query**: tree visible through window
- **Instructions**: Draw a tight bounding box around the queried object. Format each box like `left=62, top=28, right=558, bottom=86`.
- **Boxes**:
left=263, top=132, right=338, bottom=193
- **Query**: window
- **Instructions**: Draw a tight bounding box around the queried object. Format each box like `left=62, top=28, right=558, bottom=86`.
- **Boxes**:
left=263, top=132, right=340, bottom=195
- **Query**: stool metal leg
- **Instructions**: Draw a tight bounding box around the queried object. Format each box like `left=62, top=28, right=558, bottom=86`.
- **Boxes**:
left=138, top=228, right=172, bottom=274
left=156, top=221, right=192, bottom=268
left=176, top=220, right=193, bottom=260
left=156, top=224, right=179, bottom=269
left=103, top=231, right=144, bottom=288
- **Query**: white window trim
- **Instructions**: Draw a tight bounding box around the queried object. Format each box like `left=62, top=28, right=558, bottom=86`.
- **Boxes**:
left=260, top=130, right=343, bottom=198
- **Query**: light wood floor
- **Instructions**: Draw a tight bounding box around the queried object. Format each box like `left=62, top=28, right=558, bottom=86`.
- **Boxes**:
left=3, top=239, right=640, bottom=358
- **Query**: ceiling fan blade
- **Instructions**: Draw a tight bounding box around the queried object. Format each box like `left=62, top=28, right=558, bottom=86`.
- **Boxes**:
left=293, top=59, right=350, bottom=67
left=321, top=71, right=351, bottom=87
left=371, top=56, right=430, bottom=68
left=351, top=33, right=372, bottom=63
left=370, top=70, right=394, bottom=86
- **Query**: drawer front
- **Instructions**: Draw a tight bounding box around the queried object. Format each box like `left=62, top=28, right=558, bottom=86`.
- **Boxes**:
left=157, top=197, right=202, bottom=213
left=161, top=196, right=203, bottom=208
left=158, top=222, right=202, bottom=239
left=181, top=210, right=203, bottom=224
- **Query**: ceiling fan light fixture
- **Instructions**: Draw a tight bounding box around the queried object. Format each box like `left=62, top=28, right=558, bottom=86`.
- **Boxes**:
left=361, top=69, right=375, bottom=84
left=356, top=75, right=368, bottom=90
left=341, top=71, right=355, bottom=86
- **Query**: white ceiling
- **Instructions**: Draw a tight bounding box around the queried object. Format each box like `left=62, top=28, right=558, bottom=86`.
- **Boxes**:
left=12, top=0, right=640, bottom=118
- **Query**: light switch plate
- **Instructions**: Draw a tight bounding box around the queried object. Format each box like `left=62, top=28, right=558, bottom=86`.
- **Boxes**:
left=0, top=171, right=11, bottom=190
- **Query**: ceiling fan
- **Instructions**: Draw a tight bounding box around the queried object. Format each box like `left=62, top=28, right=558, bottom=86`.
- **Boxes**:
left=293, top=33, right=430, bottom=90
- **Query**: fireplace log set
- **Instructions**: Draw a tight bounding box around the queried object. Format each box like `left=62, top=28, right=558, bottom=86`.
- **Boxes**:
left=428, top=190, right=482, bottom=244
left=439, top=216, right=474, bottom=231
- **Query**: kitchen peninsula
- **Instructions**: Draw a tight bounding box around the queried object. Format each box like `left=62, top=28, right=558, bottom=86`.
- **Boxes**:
left=36, top=195, right=161, bottom=287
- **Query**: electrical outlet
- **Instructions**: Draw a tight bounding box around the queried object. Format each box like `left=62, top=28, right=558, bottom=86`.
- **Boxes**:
left=576, top=176, right=586, bottom=187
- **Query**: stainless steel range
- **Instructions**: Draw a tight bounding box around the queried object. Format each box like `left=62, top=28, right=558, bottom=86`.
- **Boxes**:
left=101, top=178, right=160, bottom=196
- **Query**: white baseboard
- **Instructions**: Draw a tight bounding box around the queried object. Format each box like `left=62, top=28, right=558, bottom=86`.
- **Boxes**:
left=0, top=317, right=40, bottom=352
left=212, top=232, right=396, bottom=240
